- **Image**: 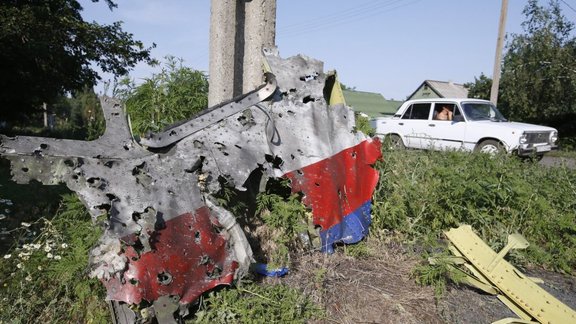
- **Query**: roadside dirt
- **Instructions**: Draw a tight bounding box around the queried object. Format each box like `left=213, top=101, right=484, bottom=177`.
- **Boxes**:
left=265, top=239, right=576, bottom=324
left=540, top=156, right=576, bottom=169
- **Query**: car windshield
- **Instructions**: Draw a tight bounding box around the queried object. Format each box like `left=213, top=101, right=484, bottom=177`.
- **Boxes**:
left=461, top=102, right=507, bottom=122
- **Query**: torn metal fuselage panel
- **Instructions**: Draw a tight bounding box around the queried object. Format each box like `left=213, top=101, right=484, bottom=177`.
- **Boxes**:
left=0, top=94, right=254, bottom=307
left=0, top=50, right=381, bottom=318
left=260, top=49, right=382, bottom=253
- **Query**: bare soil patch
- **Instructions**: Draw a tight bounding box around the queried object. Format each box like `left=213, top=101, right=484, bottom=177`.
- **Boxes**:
left=264, top=240, right=576, bottom=324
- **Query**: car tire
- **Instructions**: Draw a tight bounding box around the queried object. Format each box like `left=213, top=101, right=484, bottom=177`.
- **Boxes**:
left=384, top=134, right=405, bottom=150
left=475, top=140, right=503, bottom=156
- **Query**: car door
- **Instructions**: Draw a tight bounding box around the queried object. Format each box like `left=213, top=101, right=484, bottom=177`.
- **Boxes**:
left=399, top=102, right=433, bottom=149
left=424, top=103, right=467, bottom=151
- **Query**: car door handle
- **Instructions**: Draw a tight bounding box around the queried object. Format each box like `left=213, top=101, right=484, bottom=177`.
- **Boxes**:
left=398, top=122, right=404, bottom=126
left=428, top=124, right=436, bottom=127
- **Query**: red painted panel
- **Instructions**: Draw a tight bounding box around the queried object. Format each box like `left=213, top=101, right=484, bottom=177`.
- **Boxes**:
left=286, top=139, right=381, bottom=230
left=102, top=206, right=238, bottom=304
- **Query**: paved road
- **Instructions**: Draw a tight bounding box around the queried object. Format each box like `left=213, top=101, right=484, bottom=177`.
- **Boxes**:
left=540, top=156, right=576, bottom=169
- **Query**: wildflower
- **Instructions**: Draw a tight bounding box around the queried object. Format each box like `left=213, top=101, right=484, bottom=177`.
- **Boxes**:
left=46, top=253, right=53, bottom=259
left=37, top=266, right=42, bottom=271
left=54, top=255, right=62, bottom=260
left=3, top=254, right=10, bottom=259
left=32, top=244, right=41, bottom=250
left=0, top=214, right=5, bottom=220
left=44, top=245, right=52, bottom=253
left=22, top=244, right=31, bottom=250
left=16, top=263, right=23, bottom=269
left=21, top=222, right=31, bottom=228
left=25, top=275, right=32, bottom=282
left=61, top=243, right=68, bottom=249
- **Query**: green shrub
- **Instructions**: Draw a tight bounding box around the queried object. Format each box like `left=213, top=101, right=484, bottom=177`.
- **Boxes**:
left=0, top=194, right=107, bottom=323
left=114, top=56, right=209, bottom=137
left=191, top=282, right=322, bottom=323
left=353, top=113, right=375, bottom=136
left=413, top=251, right=467, bottom=298
left=254, top=179, right=310, bottom=268
left=371, top=149, right=576, bottom=273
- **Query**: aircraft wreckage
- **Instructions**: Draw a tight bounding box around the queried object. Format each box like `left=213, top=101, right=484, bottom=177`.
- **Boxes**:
left=0, top=50, right=382, bottom=322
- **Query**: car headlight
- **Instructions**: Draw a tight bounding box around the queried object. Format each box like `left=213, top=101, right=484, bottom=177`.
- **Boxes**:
left=550, top=131, right=558, bottom=144
left=519, top=133, right=527, bottom=144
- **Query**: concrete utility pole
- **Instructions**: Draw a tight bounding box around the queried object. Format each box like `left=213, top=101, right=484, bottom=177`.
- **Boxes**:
left=208, top=0, right=276, bottom=106
left=243, top=0, right=276, bottom=92
left=490, top=0, right=508, bottom=105
left=208, top=0, right=238, bottom=106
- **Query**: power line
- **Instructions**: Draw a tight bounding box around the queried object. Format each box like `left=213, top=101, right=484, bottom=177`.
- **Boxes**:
left=278, top=0, right=397, bottom=32
left=277, top=0, right=422, bottom=38
left=278, top=0, right=418, bottom=36
left=559, top=0, right=576, bottom=14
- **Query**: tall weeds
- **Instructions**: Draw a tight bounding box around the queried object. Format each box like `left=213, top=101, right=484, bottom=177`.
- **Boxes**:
left=371, top=149, right=576, bottom=273
left=0, top=194, right=107, bottom=323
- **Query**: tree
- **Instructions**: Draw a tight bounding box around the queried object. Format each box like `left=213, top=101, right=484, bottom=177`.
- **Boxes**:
left=498, top=0, right=576, bottom=127
left=0, top=0, right=155, bottom=123
left=114, top=57, right=209, bottom=136
left=464, top=73, right=492, bottom=100
left=52, top=87, right=105, bottom=140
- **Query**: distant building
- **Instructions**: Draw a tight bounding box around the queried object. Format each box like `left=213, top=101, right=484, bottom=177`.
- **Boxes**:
left=407, top=80, right=468, bottom=100
left=342, top=89, right=402, bottom=118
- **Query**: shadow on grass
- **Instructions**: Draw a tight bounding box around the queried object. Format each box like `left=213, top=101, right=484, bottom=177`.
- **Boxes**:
left=0, top=158, right=71, bottom=253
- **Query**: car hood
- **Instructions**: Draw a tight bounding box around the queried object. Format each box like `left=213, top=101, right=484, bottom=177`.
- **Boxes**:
left=470, top=120, right=557, bottom=132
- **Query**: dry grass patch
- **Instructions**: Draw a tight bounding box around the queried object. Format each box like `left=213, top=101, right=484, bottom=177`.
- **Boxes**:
left=278, top=239, right=443, bottom=324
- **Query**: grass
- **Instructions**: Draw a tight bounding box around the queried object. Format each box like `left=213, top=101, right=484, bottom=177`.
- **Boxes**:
left=1, top=145, right=575, bottom=322
left=549, top=136, right=576, bottom=158
left=190, top=281, right=322, bottom=323
left=547, top=149, right=576, bottom=158
left=0, top=194, right=108, bottom=323
left=371, top=148, right=576, bottom=289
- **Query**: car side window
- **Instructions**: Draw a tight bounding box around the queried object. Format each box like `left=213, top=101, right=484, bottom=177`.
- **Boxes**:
left=453, top=105, right=464, bottom=121
left=433, top=103, right=456, bottom=121
left=401, top=103, right=431, bottom=120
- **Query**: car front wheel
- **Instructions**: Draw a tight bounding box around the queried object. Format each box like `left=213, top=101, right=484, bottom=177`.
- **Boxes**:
left=384, top=134, right=405, bottom=150
left=475, top=140, right=503, bottom=156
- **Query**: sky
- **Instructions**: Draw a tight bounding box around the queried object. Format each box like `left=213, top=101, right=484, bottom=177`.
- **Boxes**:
left=82, top=0, right=576, bottom=100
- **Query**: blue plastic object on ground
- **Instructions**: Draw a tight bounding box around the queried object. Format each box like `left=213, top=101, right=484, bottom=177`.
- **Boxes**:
left=252, top=263, right=289, bottom=277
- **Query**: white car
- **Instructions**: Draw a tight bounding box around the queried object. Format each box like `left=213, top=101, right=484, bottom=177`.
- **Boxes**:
left=370, top=98, right=558, bottom=157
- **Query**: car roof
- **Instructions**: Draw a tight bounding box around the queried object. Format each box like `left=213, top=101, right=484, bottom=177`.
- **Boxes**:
left=404, top=98, right=491, bottom=104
